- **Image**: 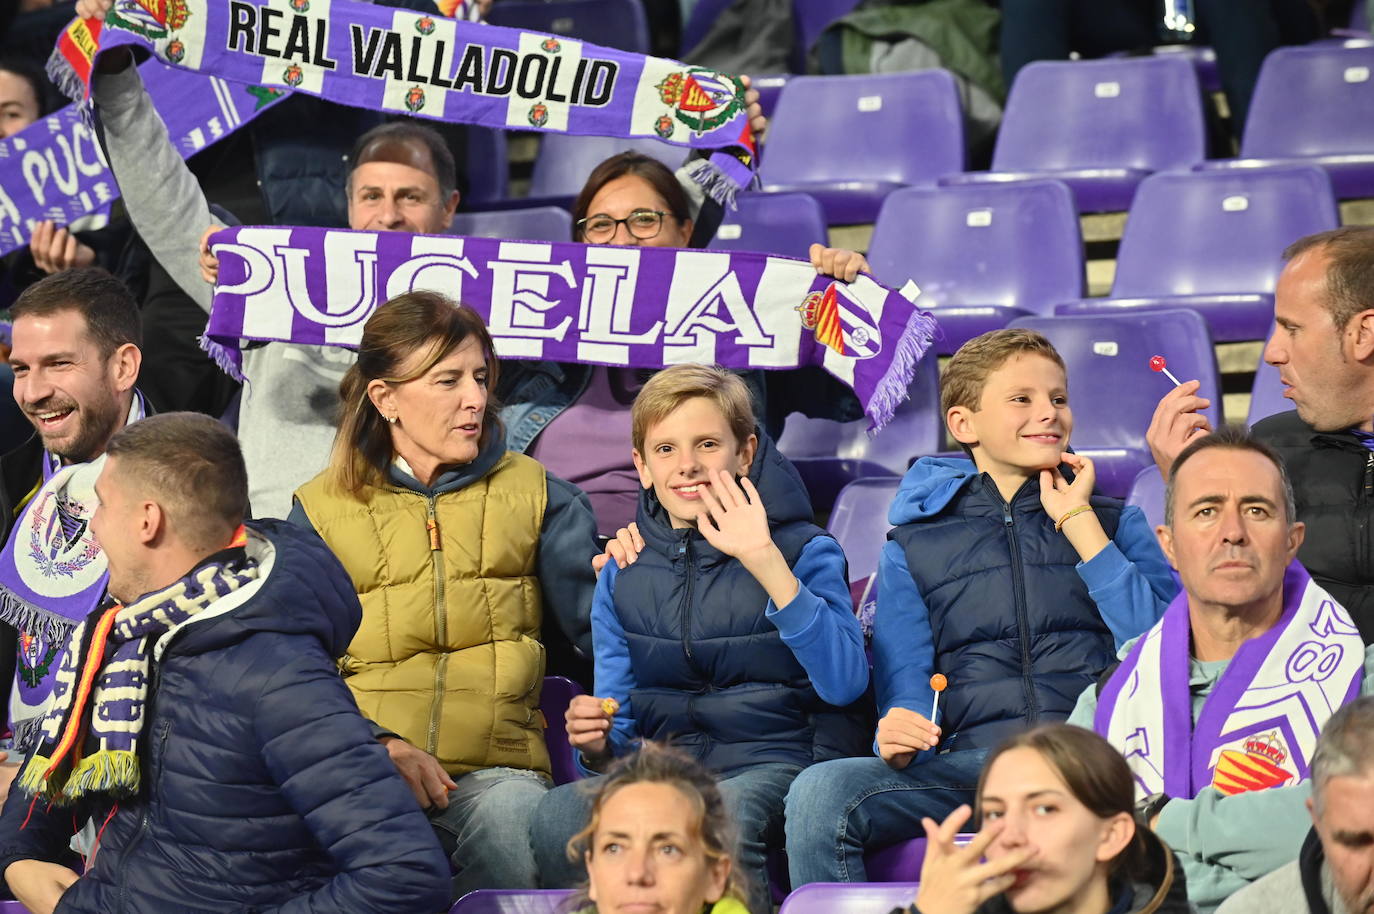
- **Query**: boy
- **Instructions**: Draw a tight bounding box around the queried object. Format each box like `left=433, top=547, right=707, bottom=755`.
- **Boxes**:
left=528, top=364, right=869, bottom=913
left=783, top=328, right=1178, bottom=886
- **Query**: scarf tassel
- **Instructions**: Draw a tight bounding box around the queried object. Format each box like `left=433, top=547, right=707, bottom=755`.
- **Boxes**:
left=64, top=750, right=141, bottom=800
left=865, top=304, right=939, bottom=431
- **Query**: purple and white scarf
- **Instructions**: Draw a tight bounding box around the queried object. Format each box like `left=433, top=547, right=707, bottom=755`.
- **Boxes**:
left=204, top=225, right=937, bottom=428
left=1095, top=561, right=1364, bottom=800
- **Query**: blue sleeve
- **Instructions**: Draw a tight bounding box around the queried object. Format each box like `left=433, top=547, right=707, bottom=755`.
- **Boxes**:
left=872, top=541, right=938, bottom=753
left=765, top=536, right=868, bottom=707
left=580, top=562, right=640, bottom=777
left=1075, top=505, right=1178, bottom=649
left=286, top=499, right=321, bottom=539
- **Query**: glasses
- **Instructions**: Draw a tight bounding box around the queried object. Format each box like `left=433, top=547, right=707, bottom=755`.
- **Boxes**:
left=577, top=209, right=671, bottom=244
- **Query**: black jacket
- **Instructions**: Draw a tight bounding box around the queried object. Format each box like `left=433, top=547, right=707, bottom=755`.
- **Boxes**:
left=0, top=432, right=44, bottom=732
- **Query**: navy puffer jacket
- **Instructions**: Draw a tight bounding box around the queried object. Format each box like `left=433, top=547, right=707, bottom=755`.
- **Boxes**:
left=0, top=520, right=450, bottom=914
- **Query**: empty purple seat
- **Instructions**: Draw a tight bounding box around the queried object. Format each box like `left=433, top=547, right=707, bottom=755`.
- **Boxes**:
left=778, top=882, right=920, bottom=914
left=761, top=71, right=966, bottom=224
left=752, top=74, right=791, bottom=120
left=1152, top=43, right=1222, bottom=93
left=1055, top=166, right=1338, bottom=342
left=867, top=181, right=1084, bottom=354
left=462, top=127, right=510, bottom=207
left=452, top=206, right=573, bottom=243
left=944, top=56, right=1206, bottom=213
left=449, top=889, right=577, bottom=914
left=487, top=0, right=649, bottom=53
left=1248, top=336, right=1291, bottom=426
left=791, top=458, right=894, bottom=518
left=1198, top=45, right=1374, bottom=198
left=828, top=475, right=902, bottom=584
left=539, top=675, right=585, bottom=786
left=1007, top=310, right=1223, bottom=498
left=528, top=134, right=685, bottom=205
left=864, top=833, right=971, bottom=882
left=1126, top=466, right=1166, bottom=530
left=709, top=192, right=828, bottom=259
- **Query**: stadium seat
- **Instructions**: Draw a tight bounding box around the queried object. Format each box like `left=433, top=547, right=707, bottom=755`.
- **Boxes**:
left=708, top=192, right=828, bottom=258
left=540, top=676, right=585, bottom=786
left=1125, top=466, right=1166, bottom=531
left=791, top=0, right=864, bottom=71
left=751, top=74, right=791, bottom=120
left=462, top=127, right=510, bottom=207
left=827, top=475, right=902, bottom=585
left=680, top=0, right=735, bottom=54
left=1248, top=335, right=1290, bottom=426
left=451, top=206, right=573, bottom=242
left=761, top=71, right=966, bottom=224
left=865, top=832, right=974, bottom=882
left=486, top=0, right=649, bottom=54
left=527, top=134, right=685, bottom=206
left=943, top=56, right=1206, bottom=213
left=1054, top=166, right=1339, bottom=342
left=1198, top=44, right=1374, bottom=198
left=778, top=882, right=920, bottom=914
left=866, top=181, right=1084, bottom=354
left=449, top=889, right=576, bottom=914
left=1007, top=310, right=1223, bottom=498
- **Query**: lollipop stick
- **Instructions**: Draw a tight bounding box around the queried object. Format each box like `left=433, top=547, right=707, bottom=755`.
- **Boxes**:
left=1161, top=367, right=1182, bottom=387
left=929, top=693, right=939, bottom=723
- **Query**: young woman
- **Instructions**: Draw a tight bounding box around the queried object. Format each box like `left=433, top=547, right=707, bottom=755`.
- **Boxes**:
left=905, top=724, right=1190, bottom=914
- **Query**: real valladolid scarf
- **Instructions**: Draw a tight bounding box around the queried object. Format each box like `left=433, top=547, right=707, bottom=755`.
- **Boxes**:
left=47, top=0, right=760, bottom=206
left=205, top=225, right=937, bottom=429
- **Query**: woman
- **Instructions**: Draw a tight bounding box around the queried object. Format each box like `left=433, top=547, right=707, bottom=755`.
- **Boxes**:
left=904, top=724, right=1190, bottom=914
left=572, top=742, right=751, bottom=914
left=289, top=290, right=601, bottom=898
left=497, top=150, right=870, bottom=535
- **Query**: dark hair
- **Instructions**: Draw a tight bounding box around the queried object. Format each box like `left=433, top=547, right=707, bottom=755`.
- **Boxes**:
left=571, top=152, right=692, bottom=242
left=1283, top=226, right=1374, bottom=333
left=106, top=412, right=249, bottom=551
left=0, top=56, right=49, bottom=118
left=329, top=291, right=499, bottom=496
left=11, top=267, right=142, bottom=357
left=347, top=120, right=457, bottom=200
left=1165, top=425, right=1296, bottom=525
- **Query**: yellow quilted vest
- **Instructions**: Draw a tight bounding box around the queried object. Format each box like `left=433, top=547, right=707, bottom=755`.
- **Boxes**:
left=296, top=451, right=550, bottom=779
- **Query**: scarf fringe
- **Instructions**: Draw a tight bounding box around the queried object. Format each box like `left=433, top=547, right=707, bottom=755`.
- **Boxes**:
left=0, top=586, right=79, bottom=646
left=17, top=753, right=53, bottom=798
left=198, top=333, right=248, bottom=383
left=682, top=157, right=743, bottom=211
left=865, top=304, right=939, bottom=431
left=45, top=46, right=86, bottom=106
left=10, top=718, right=45, bottom=756
left=64, top=750, right=141, bottom=801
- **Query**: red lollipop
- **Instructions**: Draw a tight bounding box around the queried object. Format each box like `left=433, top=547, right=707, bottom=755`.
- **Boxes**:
left=1148, top=355, right=1182, bottom=387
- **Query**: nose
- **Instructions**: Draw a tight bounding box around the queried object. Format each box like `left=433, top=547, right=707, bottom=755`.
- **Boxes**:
left=995, top=812, right=1028, bottom=849
left=1262, top=328, right=1286, bottom=367
left=676, top=447, right=702, bottom=477
left=460, top=376, right=487, bottom=413
left=610, top=220, right=639, bottom=247
left=18, top=369, right=53, bottom=408
left=378, top=197, right=405, bottom=230
left=624, top=847, right=655, bottom=886
left=1219, top=505, right=1249, bottom=546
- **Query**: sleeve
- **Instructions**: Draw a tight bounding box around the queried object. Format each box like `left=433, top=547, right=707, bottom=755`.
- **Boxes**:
left=0, top=775, right=84, bottom=878
left=250, top=639, right=451, bottom=914
left=765, top=536, right=868, bottom=707
left=285, top=500, right=321, bottom=539
left=580, top=562, right=639, bottom=777
left=1076, top=505, right=1178, bottom=649
left=871, top=540, right=939, bottom=762
left=536, top=472, right=601, bottom=657
left=91, top=62, right=220, bottom=314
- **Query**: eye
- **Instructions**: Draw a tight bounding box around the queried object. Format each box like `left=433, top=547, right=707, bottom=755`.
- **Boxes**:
left=1195, top=506, right=1215, bottom=518
left=436, top=378, right=457, bottom=387
left=600, top=841, right=622, bottom=855
left=1245, top=505, right=1272, bottom=518
left=1033, top=804, right=1058, bottom=816
left=1052, top=396, right=1068, bottom=406
left=629, top=211, right=661, bottom=228
left=656, top=445, right=673, bottom=456
left=1010, top=395, right=1029, bottom=403
left=699, top=440, right=718, bottom=450
left=658, top=843, right=682, bottom=857
left=983, top=809, right=1004, bottom=821
left=474, top=373, right=489, bottom=386
left=585, top=217, right=615, bottom=234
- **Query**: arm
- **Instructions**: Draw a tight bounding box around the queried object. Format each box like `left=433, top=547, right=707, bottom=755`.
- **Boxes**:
left=574, top=563, right=639, bottom=776
left=766, top=536, right=868, bottom=707
left=871, top=541, right=942, bottom=768
left=1076, top=505, right=1178, bottom=649
left=537, top=473, right=601, bottom=656
left=0, top=775, right=83, bottom=894
left=251, top=641, right=450, bottom=914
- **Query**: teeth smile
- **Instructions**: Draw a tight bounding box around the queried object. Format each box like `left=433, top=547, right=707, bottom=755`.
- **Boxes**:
left=678, top=485, right=701, bottom=493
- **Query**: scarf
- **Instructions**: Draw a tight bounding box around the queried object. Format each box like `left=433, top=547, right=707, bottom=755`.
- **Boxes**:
left=18, top=531, right=256, bottom=804
left=1095, top=561, right=1364, bottom=800
left=48, top=0, right=758, bottom=208
left=203, top=224, right=936, bottom=429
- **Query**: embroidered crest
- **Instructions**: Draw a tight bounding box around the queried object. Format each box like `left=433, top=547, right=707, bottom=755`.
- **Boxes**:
left=653, top=115, right=674, bottom=139
left=290, top=0, right=310, bottom=12
left=283, top=64, right=305, bottom=88
left=1212, top=732, right=1295, bottom=795
left=246, top=85, right=287, bottom=110
left=415, top=16, right=435, bottom=35
left=106, top=0, right=190, bottom=40
left=165, top=38, right=185, bottom=63
left=25, top=490, right=100, bottom=581
left=796, top=282, right=882, bottom=360
left=405, top=85, right=426, bottom=112
left=654, top=68, right=744, bottom=135
left=527, top=103, right=549, bottom=128
left=17, top=633, right=60, bottom=689
left=541, top=36, right=561, bottom=53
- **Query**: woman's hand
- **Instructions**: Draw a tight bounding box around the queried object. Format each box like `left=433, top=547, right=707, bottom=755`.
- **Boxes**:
left=914, top=805, right=1035, bottom=914
left=29, top=221, right=96, bottom=275
left=810, top=244, right=871, bottom=283
left=592, top=523, right=643, bottom=573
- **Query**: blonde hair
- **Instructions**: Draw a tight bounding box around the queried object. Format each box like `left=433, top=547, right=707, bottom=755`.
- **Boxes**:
left=631, top=365, right=755, bottom=456
left=940, top=328, right=1066, bottom=415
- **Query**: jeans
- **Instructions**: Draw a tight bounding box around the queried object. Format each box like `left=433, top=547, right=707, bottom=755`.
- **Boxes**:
left=530, top=761, right=803, bottom=914
left=428, top=766, right=549, bottom=900
left=783, top=749, right=988, bottom=886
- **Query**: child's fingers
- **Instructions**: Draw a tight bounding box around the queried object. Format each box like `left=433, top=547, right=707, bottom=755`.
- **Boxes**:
left=712, top=468, right=745, bottom=509
left=698, top=481, right=727, bottom=520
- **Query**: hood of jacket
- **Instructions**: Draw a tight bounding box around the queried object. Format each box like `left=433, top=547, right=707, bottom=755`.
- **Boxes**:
left=888, top=455, right=982, bottom=526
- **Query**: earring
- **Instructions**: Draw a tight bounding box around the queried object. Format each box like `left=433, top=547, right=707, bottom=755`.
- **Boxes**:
left=384, top=414, right=397, bottom=424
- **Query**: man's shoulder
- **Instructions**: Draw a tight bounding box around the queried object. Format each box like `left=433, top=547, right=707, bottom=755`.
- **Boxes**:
left=1251, top=410, right=1316, bottom=449
left=0, top=434, right=42, bottom=522
left=1215, top=858, right=1306, bottom=914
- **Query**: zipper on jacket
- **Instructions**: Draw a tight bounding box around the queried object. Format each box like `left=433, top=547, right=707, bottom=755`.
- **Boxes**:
left=426, top=496, right=448, bottom=757
left=1361, top=452, right=1373, bottom=580
left=1002, top=501, right=1039, bottom=722
left=677, top=536, right=697, bottom=667
left=116, top=718, right=171, bottom=914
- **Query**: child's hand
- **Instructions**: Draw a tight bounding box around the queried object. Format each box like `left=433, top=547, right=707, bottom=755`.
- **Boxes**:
left=199, top=225, right=222, bottom=285
left=565, top=695, right=614, bottom=759
left=1038, top=452, right=1095, bottom=524
left=809, top=244, right=871, bottom=283
left=696, top=469, right=773, bottom=562
left=876, top=707, right=941, bottom=770
left=592, top=523, right=643, bottom=573
left=914, top=805, right=1034, bottom=914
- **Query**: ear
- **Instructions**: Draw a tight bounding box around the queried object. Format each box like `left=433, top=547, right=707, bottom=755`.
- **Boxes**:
left=138, top=499, right=165, bottom=547
left=947, top=405, right=978, bottom=447
left=366, top=378, right=396, bottom=422
left=1307, top=794, right=1319, bottom=829
left=1095, top=811, right=1135, bottom=865
left=1286, top=520, right=1307, bottom=562
left=680, top=217, right=695, bottom=244
left=1155, top=524, right=1178, bottom=570
left=111, top=343, right=141, bottom=394
left=442, top=190, right=460, bottom=229
left=703, top=856, right=730, bottom=905
left=736, top=432, right=758, bottom=477
left=632, top=448, right=653, bottom=490
left=1349, top=309, right=1374, bottom=362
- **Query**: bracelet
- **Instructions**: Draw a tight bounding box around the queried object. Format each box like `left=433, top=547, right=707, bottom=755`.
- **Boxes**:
left=1055, top=505, right=1092, bottom=532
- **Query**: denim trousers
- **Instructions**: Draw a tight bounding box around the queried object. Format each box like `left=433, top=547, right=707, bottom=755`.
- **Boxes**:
left=428, top=766, right=550, bottom=899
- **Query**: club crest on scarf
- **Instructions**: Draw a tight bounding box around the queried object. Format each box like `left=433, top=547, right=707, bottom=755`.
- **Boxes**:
left=1212, top=731, right=1295, bottom=795
left=798, top=282, right=882, bottom=359
left=18, top=632, right=61, bottom=690
left=106, top=0, right=190, bottom=41
left=528, top=102, right=548, bottom=127
left=404, top=85, right=426, bottom=112
left=20, top=487, right=102, bottom=592
left=655, top=68, right=745, bottom=136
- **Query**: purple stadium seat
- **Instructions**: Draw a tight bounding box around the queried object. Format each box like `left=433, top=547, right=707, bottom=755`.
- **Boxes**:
left=778, top=882, right=919, bottom=914
left=540, top=676, right=585, bottom=786
left=944, top=56, right=1206, bottom=213
left=1152, top=44, right=1222, bottom=93
left=864, top=832, right=974, bottom=882
left=828, top=475, right=902, bottom=584
left=1055, top=166, right=1339, bottom=342
left=462, top=127, right=509, bottom=207
left=452, top=206, right=573, bottom=243
left=761, top=72, right=966, bottom=224
left=1126, top=466, right=1167, bottom=531
left=486, top=0, right=649, bottom=54
left=680, top=0, right=735, bottom=54
left=866, top=181, right=1084, bottom=354
left=1198, top=45, right=1374, bottom=198
left=709, top=192, right=828, bottom=259
left=792, top=0, right=865, bottom=71
left=449, top=889, right=577, bottom=914
left=1007, top=310, right=1223, bottom=498
left=0, top=903, right=30, bottom=913
left=1248, top=335, right=1290, bottom=426
left=751, top=74, right=791, bottom=120
left=527, top=134, right=685, bottom=205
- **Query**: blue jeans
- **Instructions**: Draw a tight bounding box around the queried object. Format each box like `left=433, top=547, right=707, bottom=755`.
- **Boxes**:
left=784, top=749, right=988, bottom=886
left=530, top=761, right=803, bottom=914
left=428, top=766, right=549, bottom=899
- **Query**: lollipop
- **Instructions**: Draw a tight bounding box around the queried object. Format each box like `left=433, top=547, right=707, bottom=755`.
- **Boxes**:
left=929, top=673, right=948, bottom=723
left=1149, top=355, right=1183, bottom=387
left=601, top=697, right=620, bottom=716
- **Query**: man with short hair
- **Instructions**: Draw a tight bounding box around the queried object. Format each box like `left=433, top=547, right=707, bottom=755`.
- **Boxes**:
left=1070, top=426, right=1374, bottom=913
left=1217, top=695, right=1374, bottom=914
left=1148, top=226, right=1374, bottom=641
left=0, top=412, right=451, bottom=914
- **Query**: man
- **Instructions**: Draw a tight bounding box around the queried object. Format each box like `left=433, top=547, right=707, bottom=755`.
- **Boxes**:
left=1070, top=427, right=1374, bottom=913
left=1148, top=226, right=1374, bottom=641
left=0, top=268, right=144, bottom=803
left=0, top=412, right=451, bottom=914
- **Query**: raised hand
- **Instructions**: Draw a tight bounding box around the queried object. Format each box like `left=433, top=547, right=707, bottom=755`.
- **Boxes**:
left=592, top=523, right=643, bottom=573
left=1037, top=451, right=1095, bottom=522
left=29, top=221, right=96, bottom=275
left=1146, top=379, right=1212, bottom=480
left=809, top=244, right=871, bottom=283
left=695, top=469, right=772, bottom=561
left=199, top=225, right=222, bottom=285
left=914, top=805, right=1034, bottom=914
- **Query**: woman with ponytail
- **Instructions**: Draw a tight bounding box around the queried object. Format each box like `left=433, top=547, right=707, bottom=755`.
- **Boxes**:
left=288, top=290, right=601, bottom=899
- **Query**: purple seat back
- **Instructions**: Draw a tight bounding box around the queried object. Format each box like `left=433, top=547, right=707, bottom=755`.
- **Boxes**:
left=778, top=882, right=920, bottom=914
left=680, top=0, right=736, bottom=54
left=452, top=206, right=573, bottom=243
left=487, top=0, right=649, bottom=53
left=1113, top=167, right=1338, bottom=298
left=539, top=676, right=585, bottom=786
left=828, top=476, right=902, bottom=584
left=993, top=57, right=1205, bottom=173
left=752, top=74, right=791, bottom=120
left=450, top=889, right=577, bottom=914
left=1243, top=45, right=1374, bottom=158
left=1248, top=337, right=1290, bottom=426
left=867, top=181, right=1083, bottom=316
left=1125, top=466, right=1166, bottom=530
left=463, top=127, right=510, bottom=207
left=709, top=192, right=828, bottom=258
left=528, top=134, right=685, bottom=202
left=0, top=902, right=31, bottom=913
left=792, top=0, right=864, bottom=69
left=762, top=71, right=965, bottom=190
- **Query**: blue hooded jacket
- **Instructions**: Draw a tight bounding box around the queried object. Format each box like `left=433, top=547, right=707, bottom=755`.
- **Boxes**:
left=0, top=520, right=451, bottom=914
